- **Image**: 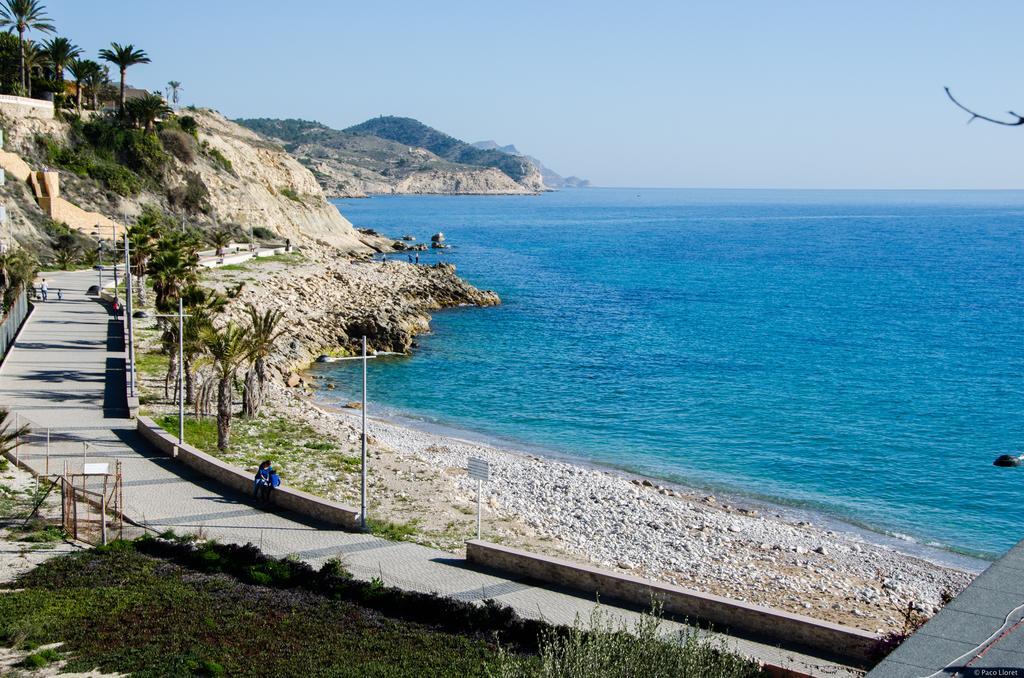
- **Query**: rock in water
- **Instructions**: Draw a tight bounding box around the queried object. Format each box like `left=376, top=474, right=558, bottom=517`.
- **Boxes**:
left=994, top=454, right=1023, bottom=467
left=431, top=232, right=445, bottom=244
left=315, top=355, right=332, bottom=363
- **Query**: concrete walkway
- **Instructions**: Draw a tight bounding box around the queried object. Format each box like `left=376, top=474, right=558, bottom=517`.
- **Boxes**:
left=0, top=270, right=858, bottom=676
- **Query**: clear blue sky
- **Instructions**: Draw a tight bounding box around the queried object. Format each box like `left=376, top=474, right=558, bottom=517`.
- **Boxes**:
left=40, top=1, right=1024, bottom=188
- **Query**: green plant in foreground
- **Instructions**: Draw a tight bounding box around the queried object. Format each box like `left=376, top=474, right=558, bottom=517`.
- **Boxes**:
left=21, top=647, right=60, bottom=668
left=368, top=517, right=420, bottom=542
left=489, top=607, right=761, bottom=678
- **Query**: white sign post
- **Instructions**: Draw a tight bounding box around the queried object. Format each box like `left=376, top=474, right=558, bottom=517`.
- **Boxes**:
left=467, top=457, right=490, bottom=540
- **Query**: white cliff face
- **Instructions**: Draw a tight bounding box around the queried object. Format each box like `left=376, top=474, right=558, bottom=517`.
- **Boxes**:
left=188, top=110, right=367, bottom=251
left=0, top=109, right=370, bottom=253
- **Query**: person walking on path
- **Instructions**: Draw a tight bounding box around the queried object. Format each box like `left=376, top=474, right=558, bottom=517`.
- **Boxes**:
left=40, top=279, right=48, bottom=302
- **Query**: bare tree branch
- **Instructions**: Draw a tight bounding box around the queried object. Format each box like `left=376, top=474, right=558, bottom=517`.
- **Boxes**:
left=945, top=87, right=1024, bottom=126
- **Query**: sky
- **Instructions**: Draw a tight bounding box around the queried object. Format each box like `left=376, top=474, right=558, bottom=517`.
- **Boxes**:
left=38, top=1, right=1024, bottom=189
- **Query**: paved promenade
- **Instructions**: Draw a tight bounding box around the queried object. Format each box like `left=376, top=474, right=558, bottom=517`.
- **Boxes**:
left=0, top=270, right=856, bottom=675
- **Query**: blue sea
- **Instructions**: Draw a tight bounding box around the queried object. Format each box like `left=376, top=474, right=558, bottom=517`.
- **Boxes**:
left=319, top=189, right=1024, bottom=560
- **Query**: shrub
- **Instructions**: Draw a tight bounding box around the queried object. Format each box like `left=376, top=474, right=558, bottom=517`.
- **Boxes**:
left=178, top=115, right=199, bottom=137
left=158, top=128, right=196, bottom=163
left=167, top=171, right=210, bottom=214
left=87, top=160, right=142, bottom=196
left=490, top=608, right=762, bottom=678
left=251, top=226, right=276, bottom=241
left=279, top=186, right=301, bottom=202
left=203, top=144, right=233, bottom=173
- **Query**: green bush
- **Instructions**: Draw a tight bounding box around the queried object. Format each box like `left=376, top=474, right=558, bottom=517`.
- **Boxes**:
left=490, top=608, right=762, bottom=678
left=279, top=186, right=301, bottom=202
left=178, top=115, right=199, bottom=137
left=203, top=144, right=233, bottom=173
left=251, top=226, right=276, bottom=240
left=87, top=160, right=142, bottom=196
left=159, top=128, right=196, bottom=163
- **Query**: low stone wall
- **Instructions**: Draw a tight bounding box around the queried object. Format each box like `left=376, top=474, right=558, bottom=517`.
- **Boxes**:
left=0, top=94, right=54, bottom=119
left=465, top=540, right=879, bottom=665
left=136, top=416, right=361, bottom=529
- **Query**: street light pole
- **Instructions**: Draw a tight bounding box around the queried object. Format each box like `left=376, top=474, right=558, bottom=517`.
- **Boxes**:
left=178, top=296, right=185, bottom=443
left=124, top=233, right=136, bottom=398
left=361, top=335, right=367, bottom=530
left=153, top=304, right=190, bottom=444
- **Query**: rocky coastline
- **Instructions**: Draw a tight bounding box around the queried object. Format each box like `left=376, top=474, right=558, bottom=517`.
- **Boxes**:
left=206, top=241, right=975, bottom=636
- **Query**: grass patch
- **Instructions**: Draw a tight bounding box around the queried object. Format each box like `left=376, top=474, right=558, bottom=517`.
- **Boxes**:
left=279, top=186, right=302, bottom=202
left=21, top=647, right=61, bottom=668
left=15, top=524, right=64, bottom=543
left=135, top=350, right=169, bottom=380
left=368, top=518, right=421, bottom=542
left=152, top=414, right=348, bottom=493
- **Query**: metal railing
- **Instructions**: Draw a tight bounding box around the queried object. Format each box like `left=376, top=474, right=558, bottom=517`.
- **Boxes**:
left=0, top=288, right=28, bottom=362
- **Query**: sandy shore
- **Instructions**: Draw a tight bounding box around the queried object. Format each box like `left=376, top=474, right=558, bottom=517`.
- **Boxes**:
left=191, top=244, right=977, bottom=635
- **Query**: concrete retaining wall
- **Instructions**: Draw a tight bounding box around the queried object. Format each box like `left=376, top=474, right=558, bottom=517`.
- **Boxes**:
left=0, top=95, right=54, bottom=119
left=465, top=540, right=879, bottom=664
left=136, top=416, right=360, bottom=529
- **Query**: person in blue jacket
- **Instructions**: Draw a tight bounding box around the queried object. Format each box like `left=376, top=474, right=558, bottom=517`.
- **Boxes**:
left=254, top=460, right=277, bottom=502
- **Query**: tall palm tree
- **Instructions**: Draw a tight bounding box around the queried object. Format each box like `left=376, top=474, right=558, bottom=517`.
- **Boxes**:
left=98, top=42, right=149, bottom=111
left=41, top=35, right=78, bottom=84
left=81, top=60, right=107, bottom=110
left=20, top=38, right=48, bottom=97
left=204, top=322, right=250, bottom=451
left=148, top=230, right=200, bottom=311
left=65, top=57, right=94, bottom=112
left=0, top=0, right=55, bottom=93
left=242, top=304, right=285, bottom=418
left=127, top=209, right=162, bottom=306
left=167, top=79, right=181, bottom=107
left=179, top=284, right=225, bottom=404
left=124, top=92, right=170, bottom=133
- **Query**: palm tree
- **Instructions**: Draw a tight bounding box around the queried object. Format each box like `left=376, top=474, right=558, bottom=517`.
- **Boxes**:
left=98, top=42, right=149, bottom=111
left=41, top=35, right=78, bottom=84
left=20, top=38, right=48, bottom=97
left=124, top=92, right=170, bottom=133
left=0, top=407, right=30, bottom=457
left=179, top=285, right=225, bottom=404
left=148, top=230, right=200, bottom=311
left=65, top=57, right=95, bottom=112
left=242, top=304, right=285, bottom=418
left=0, top=246, right=38, bottom=310
left=81, top=60, right=107, bottom=110
left=204, top=322, right=250, bottom=451
left=208, top=228, right=232, bottom=257
left=127, top=209, right=163, bottom=306
left=167, top=80, right=181, bottom=108
left=0, top=0, right=55, bottom=93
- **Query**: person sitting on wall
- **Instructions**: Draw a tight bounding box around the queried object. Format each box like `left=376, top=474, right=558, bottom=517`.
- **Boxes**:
left=254, top=460, right=278, bottom=502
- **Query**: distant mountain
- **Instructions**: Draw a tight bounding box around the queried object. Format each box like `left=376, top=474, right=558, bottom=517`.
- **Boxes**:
left=236, top=117, right=545, bottom=197
left=345, top=117, right=544, bottom=191
left=472, top=140, right=590, bottom=189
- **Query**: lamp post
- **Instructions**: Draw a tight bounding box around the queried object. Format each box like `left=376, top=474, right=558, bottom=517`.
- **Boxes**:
left=326, top=339, right=403, bottom=530
left=124, top=233, right=136, bottom=398
left=153, top=299, right=189, bottom=443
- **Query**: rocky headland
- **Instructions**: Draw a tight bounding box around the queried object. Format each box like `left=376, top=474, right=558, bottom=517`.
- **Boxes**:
left=207, top=246, right=499, bottom=379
